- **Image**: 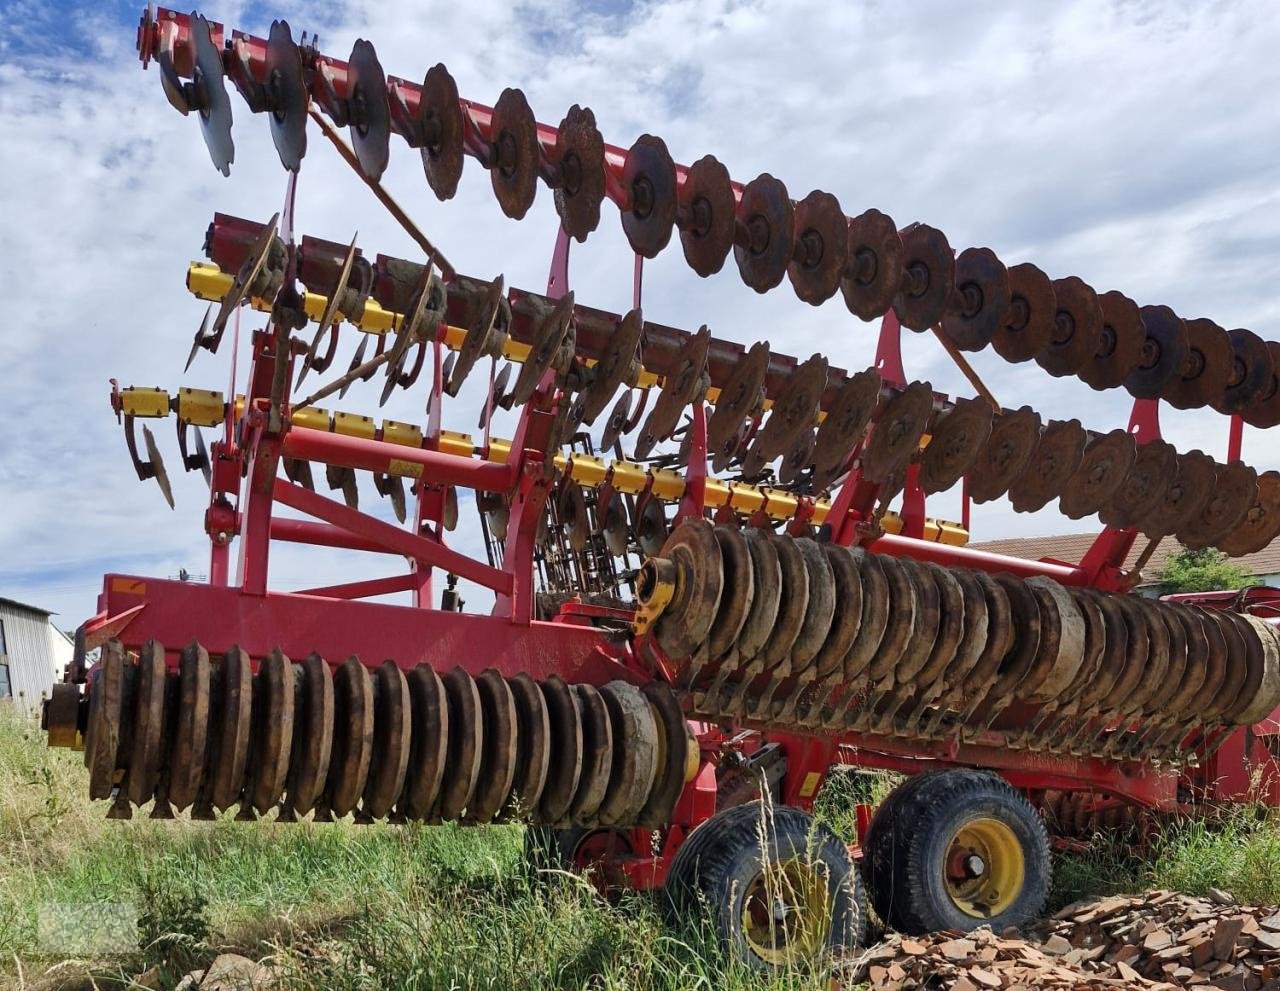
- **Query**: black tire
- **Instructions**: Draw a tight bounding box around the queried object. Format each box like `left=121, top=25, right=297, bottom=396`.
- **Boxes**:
left=861, top=771, right=938, bottom=930
left=663, top=801, right=866, bottom=970
left=864, top=769, right=1050, bottom=935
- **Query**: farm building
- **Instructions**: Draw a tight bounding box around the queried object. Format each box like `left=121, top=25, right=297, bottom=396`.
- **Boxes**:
left=0, top=598, right=72, bottom=715
left=966, top=534, right=1280, bottom=597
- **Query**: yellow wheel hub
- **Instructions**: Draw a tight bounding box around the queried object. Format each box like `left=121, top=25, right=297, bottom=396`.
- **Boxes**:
left=943, top=817, right=1024, bottom=918
left=741, top=858, right=830, bottom=966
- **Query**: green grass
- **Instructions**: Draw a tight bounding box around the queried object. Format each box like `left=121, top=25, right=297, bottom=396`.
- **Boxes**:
left=5, top=701, right=1280, bottom=990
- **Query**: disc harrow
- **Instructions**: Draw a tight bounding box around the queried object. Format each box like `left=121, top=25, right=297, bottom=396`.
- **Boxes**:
left=638, top=519, right=1280, bottom=764
left=137, top=8, right=1280, bottom=422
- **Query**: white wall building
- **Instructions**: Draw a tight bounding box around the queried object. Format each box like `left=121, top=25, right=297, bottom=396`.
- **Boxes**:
left=0, top=597, right=72, bottom=715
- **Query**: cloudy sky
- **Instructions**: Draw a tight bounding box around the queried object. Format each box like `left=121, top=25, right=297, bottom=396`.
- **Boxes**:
left=1, top=0, right=1277, bottom=629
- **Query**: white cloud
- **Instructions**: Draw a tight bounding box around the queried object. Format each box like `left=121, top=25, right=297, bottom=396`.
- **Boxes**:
left=0, top=0, right=1277, bottom=625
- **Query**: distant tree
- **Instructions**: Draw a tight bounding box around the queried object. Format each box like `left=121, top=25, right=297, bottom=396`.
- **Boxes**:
left=1157, top=547, right=1252, bottom=594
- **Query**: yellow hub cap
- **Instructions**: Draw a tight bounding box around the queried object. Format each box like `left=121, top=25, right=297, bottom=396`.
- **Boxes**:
left=943, top=817, right=1024, bottom=918
left=741, top=858, right=830, bottom=966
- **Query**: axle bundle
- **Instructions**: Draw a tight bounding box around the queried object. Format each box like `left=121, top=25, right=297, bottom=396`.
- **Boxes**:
left=638, top=520, right=1280, bottom=764
left=81, top=638, right=690, bottom=828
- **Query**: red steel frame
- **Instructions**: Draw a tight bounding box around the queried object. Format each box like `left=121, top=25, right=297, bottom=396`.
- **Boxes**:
left=89, top=8, right=1280, bottom=885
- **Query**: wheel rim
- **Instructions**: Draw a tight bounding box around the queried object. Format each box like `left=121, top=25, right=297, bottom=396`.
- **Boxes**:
left=943, top=816, right=1024, bottom=918
left=741, top=858, right=830, bottom=966
left=571, top=829, right=633, bottom=891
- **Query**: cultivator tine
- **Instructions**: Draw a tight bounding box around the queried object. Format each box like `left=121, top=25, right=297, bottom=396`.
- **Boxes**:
left=298, top=233, right=358, bottom=388
left=326, top=464, right=359, bottom=509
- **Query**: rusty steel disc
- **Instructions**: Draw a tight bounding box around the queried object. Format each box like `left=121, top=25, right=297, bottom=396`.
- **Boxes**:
left=536, top=676, right=582, bottom=825
left=634, top=326, right=710, bottom=459
left=931, top=566, right=988, bottom=695
left=1160, top=607, right=1209, bottom=724
left=248, top=649, right=296, bottom=814
left=1121, top=600, right=1169, bottom=720
left=621, top=134, right=678, bottom=258
left=467, top=669, right=518, bottom=823
left=1242, top=342, right=1280, bottom=429
left=1098, top=438, right=1176, bottom=531
left=811, top=368, right=882, bottom=489
left=907, top=562, right=964, bottom=692
left=954, top=571, right=1014, bottom=709
left=1021, top=579, right=1087, bottom=703
left=419, top=64, right=464, bottom=200
left=893, top=223, right=954, bottom=332
left=636, top=496, right=667, bottom=557
left=788, top=539, right=837, bottom=675
left=992, top=263, right=1055, bottom=364
left=1060, top=428, right=1137, bottom=520
left=811, top=545, right=865, bottom=680
left=286, top=653, right=334, bottom=817
left=1214, top=614, right=1264, bottom=725
left=841, top=548, right=889, bottom=683
left=552, top=104, right=606, bottom=241
left=190, top=14, right=235, bottom=175
left=1141, top=449, right=1218, bottom=539
left=1065, top=589, right=1123, bottom=714
left=1035, top=276, right=1103, bottom=378
left=987, top=574, right=1043, bottom=703
left=446, top=274, right=506, bottom=397
left=708, top=527, right=754, bottom=660
left=85, top=640, right=126, bottom=800
left=1203, top=612, right=1248, bottom=722
left=504, top=673, right=550, bottom=817
left=679, top=153, right=737, bottom=277
left=1226, top=615, right=1280, bottom=727
left=756, top=533, right=810, bottom=673
left=919, top=398, right=994, bottom=495
left=1165, top=317, right=1232, bottom=410
left=1124, top=305, right=1188, bottom=400
left=124, top=641, right=167, bottom=808
left=735, top=529, right=784, bottom=664
left=866, top=555, right=918, bottom=684
left=361, top=661, right=410, bottom=820
left=209, top=647, right=254, bottom=813
left=1007, top=418, right=1087, bottom=514
left=398, top=664, right=447, bottom=821
left=1181, top=607, right=1227, bottom=718
left=1177, top=460, right=1258, bottom=551
left=600, top=392, right=632, bottom=452
left=1217, top=328, right=1275, bottom=414
left=570, top=684, right=613, bottom=824
left=637, top=682, right=689, bottom=828
left=777, top=427, right=817, bottom=485
left=860, top=381, right=933, bottom=484
left=887, top=558, right=941, bottom=689
left=1078, top=290, right=1145, bottom=391
left=940, top=247, right=1010, bottom=352
left=264, top=21, right=308, bottom=171
left=651, top=518, right=723, bottom=660
left=734, top=173, right=795, bottom=293
left=488, top=87, right=539, bottom=220
left=707, top=340, right=769, bottom=457
left=968, top=406, right=1043, bottom=504
left=166, top=642, right=210, bottom=813
left=742, top=354, right=828, bottom=474
left=577, top=307, right=643, bottom=425
left=1218, top=471, right=1280, bottom=558
left=842, top=209, right=904, bottom=321
left=556, top=480, right=588, bottom=552
left=346, top=40, right=391, bottom=181
left=597, top=681, right=661, bottom=827
left=601, top=492, right=630, bottom=557
left=1142, top=601, right=1188, bottom=718
left=509, top=291, right=576, bottom=408
left=437, top=666, right=482, bottom=821
left=1095, top=597, right=1151, bottom=718
left=326, top=656, right=374, bottom=818
left=788, top=189, right=848, bottom=305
